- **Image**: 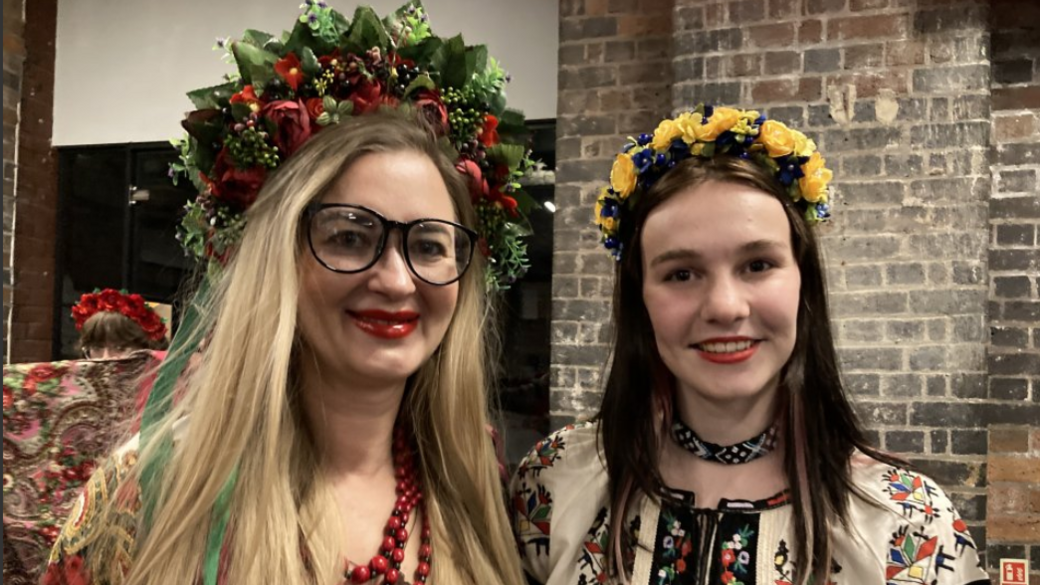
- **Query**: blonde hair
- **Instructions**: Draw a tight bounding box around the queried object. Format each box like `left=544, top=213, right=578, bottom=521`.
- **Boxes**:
left=88, top=112, right=524, bottom=585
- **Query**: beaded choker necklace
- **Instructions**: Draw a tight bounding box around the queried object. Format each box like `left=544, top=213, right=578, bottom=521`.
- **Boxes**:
left=670, top=417, right=778, bottom=465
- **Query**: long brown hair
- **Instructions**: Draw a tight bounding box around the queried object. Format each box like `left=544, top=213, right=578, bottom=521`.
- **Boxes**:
left=597, top=155, right=901, bottom=584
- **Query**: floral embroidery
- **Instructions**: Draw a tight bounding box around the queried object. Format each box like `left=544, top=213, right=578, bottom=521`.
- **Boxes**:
left=577, top=507, right=611, bottom=584
left=883, top=468, right=940, bottom=523
left=772, top=539, right=842, bottom=585
left=514, top=425, right=574, bottom=479
left=886, top=525, right=954, bottom=584
left=654, top=510, right=695, bottom=584
left=719, top=525, right=754, bottom=584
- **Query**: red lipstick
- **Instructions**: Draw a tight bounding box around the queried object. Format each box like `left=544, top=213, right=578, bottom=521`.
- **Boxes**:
left=692, top=336, right=760, bottom=364
left=349, top=310, right=419, bottom=339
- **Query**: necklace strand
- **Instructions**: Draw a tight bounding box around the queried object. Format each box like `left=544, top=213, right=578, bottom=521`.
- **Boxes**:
left=670, top=417, right=778, bottom=465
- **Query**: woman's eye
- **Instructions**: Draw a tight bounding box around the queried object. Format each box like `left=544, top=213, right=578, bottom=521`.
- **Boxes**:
left=412, top=238, right=449, bottom=259
left=330, top=230, right=368, bottom=248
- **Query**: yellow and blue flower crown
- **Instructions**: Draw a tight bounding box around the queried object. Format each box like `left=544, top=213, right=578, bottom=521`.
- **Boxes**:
left=595, top=104, right=833, bottom=260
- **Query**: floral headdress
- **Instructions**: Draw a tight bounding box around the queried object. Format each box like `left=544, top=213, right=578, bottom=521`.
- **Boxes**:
left=71, top=289, right=168, bottom=341
left=173, top=0, right=536, bottom=291
left=595, top=104, right=833, bottom=260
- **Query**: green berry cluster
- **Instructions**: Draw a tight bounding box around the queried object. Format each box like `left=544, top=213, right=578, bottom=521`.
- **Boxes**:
left=442, top=87, right=485, bottom=142
left=225, top=127, right=280, bottom=169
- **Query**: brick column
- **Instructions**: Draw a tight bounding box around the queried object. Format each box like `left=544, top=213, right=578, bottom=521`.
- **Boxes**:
left=551, top=0, right=675, bottom=427
left=986, top=0, right=1040, bottom=578
left=9, top=0, right=57, bottom=363
left=3, top=0, right=26, bottom=362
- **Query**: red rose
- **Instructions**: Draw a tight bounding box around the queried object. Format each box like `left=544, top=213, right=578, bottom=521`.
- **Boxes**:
left=349, top=79, right=384, bottom=114
left=28, top=363, right=65, bottom=383
left=478, top=114, right=500, bottom=147
left=455, top=158, right=488, bottom=203
left=274, top=53, right=304, bottom=91
left=721, top=548, right=736, bottom=565
left=208, top=148, right=267, bottom=210
left=414, top=89, right=449, bottom=135
left=305, top=97, right=325, bottom=122
left=261, top=100, right=313, bottom=158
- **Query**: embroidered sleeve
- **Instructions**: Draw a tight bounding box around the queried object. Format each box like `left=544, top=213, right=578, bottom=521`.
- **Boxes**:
left=509, top=422, right=612, bottom=584
left=43, top=449, right=141, bottom=585
left=877, top=467, right=990, bottom=585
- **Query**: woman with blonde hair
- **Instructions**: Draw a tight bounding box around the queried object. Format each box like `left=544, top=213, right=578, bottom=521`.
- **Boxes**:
left=45, top=4, right=533, bottom=584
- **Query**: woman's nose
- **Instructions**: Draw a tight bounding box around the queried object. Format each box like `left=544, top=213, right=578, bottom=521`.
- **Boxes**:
left=702, top=276, right=750, bottom=324
left=368, top=234, right=417, bottom=296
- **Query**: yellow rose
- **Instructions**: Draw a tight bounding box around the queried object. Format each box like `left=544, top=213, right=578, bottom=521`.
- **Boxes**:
left=798, top=152, right=833, bottom=203
left=594, top=189, right=618, bottom=233
left=673, top=112, right=705, bottom=144
left=757, top=120, right=795, bottom=158
left=791, top=129, right=816, bottom=158
left=700, top=107, right=741, bottom=140
left=651, top=118, right=683, bottom=151
left=730, top=110, right=760, bottom=137
left=610, top=153, right=638, bottom=199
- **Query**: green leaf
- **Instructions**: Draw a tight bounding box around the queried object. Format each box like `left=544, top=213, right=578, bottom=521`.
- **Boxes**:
left=300, top=46, right=321, bottom=76
left=699, top=142, right=716, bottom=158
left=337, top=100, right=354, bottom=116
left=186, top=82, right=237, bottom=110
left=431, top=35, right=469, bottom=89
left=403, top=73, right=436, bottom=97
left=466, top=45, right=488, bottom=81
left=397, top=36, right=440, bottom=63
left=284, top=19, right=317, bottom=56
left=232, top=41, right=279, bottom=86
left=242, top=29, right=275, bottom=48
left=230, top=103, right=254, bottom=122
left=512, top=190, right=539, bottom=220
left=345, top=6, right=390, bottom=53
left=486, top=144, right=525, bottom=170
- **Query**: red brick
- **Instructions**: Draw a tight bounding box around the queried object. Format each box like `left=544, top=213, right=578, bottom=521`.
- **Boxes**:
left=988, top=455, right=1040, bottom=483
left=844, top=43, right=884, bottom=69
left=993, top=86, right=1040, bottom=111
left=618, top=15, right=671, bottom=36
left=986, top=514, right=1040, bottom=542
left=3, top=34, right=25, bottom=57
left=726, top=53, right=763, bottom=77
left=987, top=485, right=1034, bottom=515
left=747, top=22, right=795, bottom=47
left=768, top=0, right=800, bottom=19
left=751, top=77, right=822, bottom=103
left=585, top=0, right=609, bottom=16
left=825, top=70, right=908, bottom=98
left=827, top=14, right=908, bottom=41
left=886, top=40, right=926, bottom=66
left=991, top=427, right=1032, bottom=453
left=798, top=19, right=823, bottom=44
left=705, top=2, right=727, bottom=27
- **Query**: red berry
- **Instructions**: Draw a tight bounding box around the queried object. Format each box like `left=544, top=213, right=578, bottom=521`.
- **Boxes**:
left=350, top=565, right=370, bottom=583
left=392, top=547, right=405, bottom=563
left=385, top=569, right=400, bottom=584
left=370, top=555, right=388, bottom=574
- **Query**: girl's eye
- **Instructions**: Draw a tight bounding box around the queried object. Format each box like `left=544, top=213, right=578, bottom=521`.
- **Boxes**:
left=748, top=259, right=773, bottom=273
left=665, top=269, right=692, bottom=282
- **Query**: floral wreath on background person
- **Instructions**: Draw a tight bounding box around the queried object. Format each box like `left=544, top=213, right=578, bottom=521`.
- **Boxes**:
left=595, top=104, right=834, bottom=260
left=172, top=0, right=537, bottom=291
left=71, top=288, right=168, bottom=342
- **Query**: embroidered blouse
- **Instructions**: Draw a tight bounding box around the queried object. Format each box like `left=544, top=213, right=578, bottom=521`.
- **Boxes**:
left=510, top=421, right=991, bottom=585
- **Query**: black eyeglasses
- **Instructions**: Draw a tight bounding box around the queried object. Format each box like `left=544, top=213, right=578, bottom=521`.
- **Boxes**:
left=304, top=203, right=478, bottom=286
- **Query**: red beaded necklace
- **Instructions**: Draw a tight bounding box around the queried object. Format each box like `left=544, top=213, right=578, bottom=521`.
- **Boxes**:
left=340, top=425, right=431, bottom=585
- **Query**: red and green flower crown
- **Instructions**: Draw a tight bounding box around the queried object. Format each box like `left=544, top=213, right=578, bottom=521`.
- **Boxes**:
left=172, top=0, right=536, bottom=291
left=71, top=289, right=168, bottom=341
left=595, top=104, right=833, bottom=260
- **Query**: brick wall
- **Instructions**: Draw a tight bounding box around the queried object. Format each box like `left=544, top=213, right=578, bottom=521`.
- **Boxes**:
left=8, top=0, right=57, bottom=363
left=987, top=0, right=1040, bottom=579
left=552, top=0, right=1039, bottom=567
left=3, top=0, right=26, bottom=362
left=552, top=0, right=674, bottom=429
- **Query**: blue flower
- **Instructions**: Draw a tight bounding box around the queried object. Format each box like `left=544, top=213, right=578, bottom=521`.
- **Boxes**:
left=655, top=153, right=667, bottom=166
left=816, top=203, right=830, bottom=218
left=637, top=133, right=652, bottom=146
left=631, top=149, right=654, bottom=172
left=703, top=104, right=715, bottom=118
left=600, top=199, right=619, bottom=218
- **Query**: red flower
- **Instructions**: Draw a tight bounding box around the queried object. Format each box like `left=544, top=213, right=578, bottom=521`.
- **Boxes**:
left=274, top=53, right=304, bottom=91
left=414, top=89, right=449, bottom=135
left=305, top=97, right=325, bottom=122
left=229, top=84, right=261, bottom=111
left=42, top=554, right=91, bottom=585
left=720, top=548, right=736, bottom=566
left=261, top=100, right=313, bottom=158
left=478, top=114, right=500, bottom=147
left=207, top=148, right=268, bottom=210
left=98, top=288, right=124, bottom=311
left=318, top=48, right=343, bottom=70
left=28, top=363, right=65, bottom=383
left=455, top=158, right=488, bottom=203
left=349, top=79, right=385, bottom=114
left=3, top=386, right=12, bottom=409
left=720, top=570, right=735, bottom=584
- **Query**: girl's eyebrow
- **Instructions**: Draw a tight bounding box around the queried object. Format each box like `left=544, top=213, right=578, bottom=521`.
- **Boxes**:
left=649, top=239, right=787, bottom=268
